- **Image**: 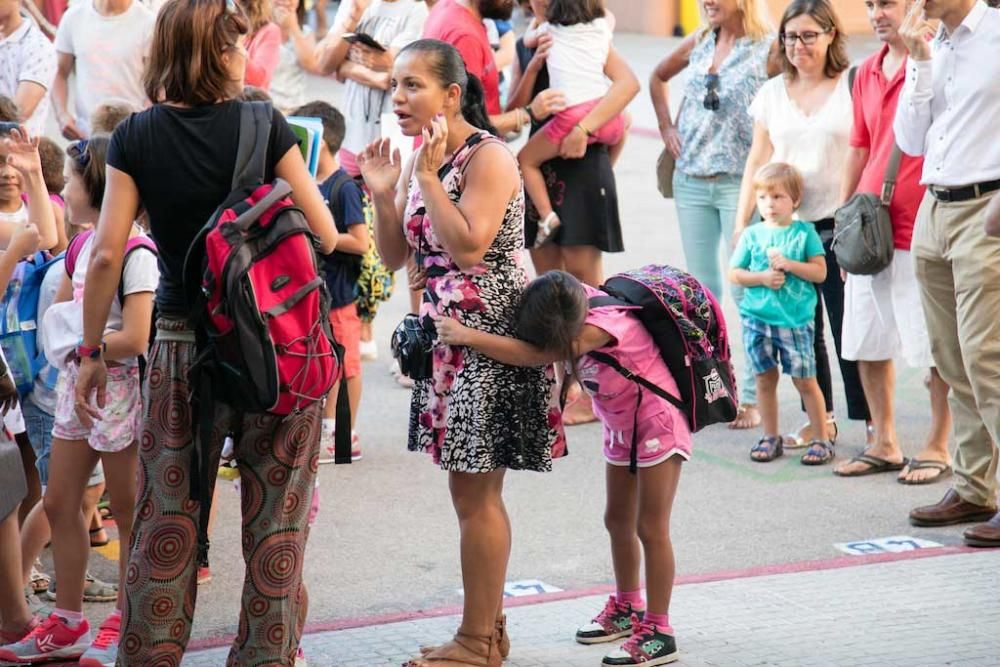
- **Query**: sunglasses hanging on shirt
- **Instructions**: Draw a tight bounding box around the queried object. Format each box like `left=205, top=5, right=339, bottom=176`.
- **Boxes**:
left=703, top=73, right=720, bottom=112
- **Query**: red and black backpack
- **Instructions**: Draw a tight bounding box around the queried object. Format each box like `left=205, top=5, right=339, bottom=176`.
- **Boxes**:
left=182, top=103, right=352, bottom=558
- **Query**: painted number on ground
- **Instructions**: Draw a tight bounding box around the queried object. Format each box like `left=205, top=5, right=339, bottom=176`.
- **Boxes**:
left=459, top=579, right=563, bottom=598
left=834, top=535, right=942, bottom=556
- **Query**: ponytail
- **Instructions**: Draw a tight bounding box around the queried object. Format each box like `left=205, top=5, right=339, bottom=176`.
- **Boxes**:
left=461, top=70, right=498, bottom=137
left=399, top=39, right=499, bottom=137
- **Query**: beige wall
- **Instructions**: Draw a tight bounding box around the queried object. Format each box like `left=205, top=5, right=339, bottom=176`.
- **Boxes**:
left=607, top=0, right=872, bottom=36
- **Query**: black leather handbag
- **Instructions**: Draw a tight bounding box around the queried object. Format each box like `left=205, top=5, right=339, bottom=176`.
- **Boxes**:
left=391, top=313, right=434, bottom=380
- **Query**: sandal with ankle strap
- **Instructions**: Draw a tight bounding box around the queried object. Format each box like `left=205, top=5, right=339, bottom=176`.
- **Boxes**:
left=420, top=615, right=509, bottom=660
left=404, top=629, right=502, bottom=667
left=801, top=439, right=835, bottom=466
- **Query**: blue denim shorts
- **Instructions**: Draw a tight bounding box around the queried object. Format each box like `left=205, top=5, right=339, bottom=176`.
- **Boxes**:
left=741, top=316, right=816, bottom=378
left=22, top=394, right=104, bottom=489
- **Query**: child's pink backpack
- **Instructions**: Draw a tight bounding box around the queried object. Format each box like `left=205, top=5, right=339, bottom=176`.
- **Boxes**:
left=589, top=265, right=739, bottom=461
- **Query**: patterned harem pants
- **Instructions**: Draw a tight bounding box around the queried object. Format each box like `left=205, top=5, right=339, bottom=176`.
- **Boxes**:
left=117, top=319, right=320, bottom=666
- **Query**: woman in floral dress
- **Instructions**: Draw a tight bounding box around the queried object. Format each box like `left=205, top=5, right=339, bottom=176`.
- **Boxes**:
left=360, top=39, right=565, bottom=666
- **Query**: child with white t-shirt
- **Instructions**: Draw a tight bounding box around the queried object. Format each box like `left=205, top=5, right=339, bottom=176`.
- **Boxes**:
left=0, top=136, right=158, bottom=666
left=518, top=0, right=627, bottom=247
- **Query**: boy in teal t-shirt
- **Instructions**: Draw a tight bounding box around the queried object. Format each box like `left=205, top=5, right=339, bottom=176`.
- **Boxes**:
left=729, top=163, right=832, bottom=465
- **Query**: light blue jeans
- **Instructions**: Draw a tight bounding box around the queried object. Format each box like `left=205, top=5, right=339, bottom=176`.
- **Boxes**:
left=672, top=170, right=756, bottom=405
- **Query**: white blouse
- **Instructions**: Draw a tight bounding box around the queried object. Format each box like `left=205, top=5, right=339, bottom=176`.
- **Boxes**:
left=749, top=72, right=853, bottom=222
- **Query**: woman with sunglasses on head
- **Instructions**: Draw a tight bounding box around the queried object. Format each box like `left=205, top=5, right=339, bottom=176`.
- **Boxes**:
left=650, top=0, right=779, bottom=434
left=733, top=0, right=871, bottom=465
left=69, top=0, right=338, bottom=664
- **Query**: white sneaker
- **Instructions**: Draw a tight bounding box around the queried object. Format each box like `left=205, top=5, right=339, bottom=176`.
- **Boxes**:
left=359, top=339, right=378, bottom=361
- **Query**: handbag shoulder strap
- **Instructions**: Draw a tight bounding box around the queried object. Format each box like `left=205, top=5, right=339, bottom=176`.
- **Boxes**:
left=880, top=143, right=903, bottom=207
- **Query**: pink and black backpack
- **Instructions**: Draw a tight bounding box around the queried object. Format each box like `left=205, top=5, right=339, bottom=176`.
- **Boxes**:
left=589, top=265, right=739, bottom=461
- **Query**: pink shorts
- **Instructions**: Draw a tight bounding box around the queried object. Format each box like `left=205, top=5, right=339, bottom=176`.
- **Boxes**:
left=53, top=362, right=142, bottom=453
left=603, top=410, right=691, bottom=468
left=541, top=99, right=626, bottom=146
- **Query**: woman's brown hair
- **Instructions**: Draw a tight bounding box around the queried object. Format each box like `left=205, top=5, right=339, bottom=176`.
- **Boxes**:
left=144, top=0, right=250, bottom=106
left=778, top=0, right=849, bottom=80
left=67, top=135, right=111, bottom=211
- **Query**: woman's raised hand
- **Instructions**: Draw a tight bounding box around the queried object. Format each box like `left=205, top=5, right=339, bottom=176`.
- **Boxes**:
left=416, top=115, right=448, bottom=177
left=358, top=138, right=402, bottom=196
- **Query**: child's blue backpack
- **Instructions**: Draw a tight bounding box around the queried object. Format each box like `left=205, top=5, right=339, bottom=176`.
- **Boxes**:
left=0, top=252, right=63, bottom=395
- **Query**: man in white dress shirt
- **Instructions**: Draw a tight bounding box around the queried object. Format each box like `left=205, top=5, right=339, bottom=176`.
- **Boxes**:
left=894, top=0, right=1000, bottom=546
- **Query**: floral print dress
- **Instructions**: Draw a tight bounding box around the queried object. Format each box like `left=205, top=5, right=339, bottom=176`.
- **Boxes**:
left=404, top=131, right=567, bottom=473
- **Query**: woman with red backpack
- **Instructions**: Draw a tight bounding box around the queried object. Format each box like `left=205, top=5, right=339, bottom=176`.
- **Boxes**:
left=70, top=0, right=337, bottom=664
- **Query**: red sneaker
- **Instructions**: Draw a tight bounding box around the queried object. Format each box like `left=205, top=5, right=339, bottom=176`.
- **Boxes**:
left=0, top=613, right=91, bottom=663
left=79, top=613, right=121, bottom=667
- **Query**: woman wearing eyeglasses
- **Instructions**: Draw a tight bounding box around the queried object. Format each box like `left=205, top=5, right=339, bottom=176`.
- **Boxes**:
left=733, top=0, right=871, bottom=464
left=650, top=0, right=779, bottom=432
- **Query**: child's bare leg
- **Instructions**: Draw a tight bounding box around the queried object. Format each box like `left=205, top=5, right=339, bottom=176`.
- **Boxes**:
left=517, top=132, right=562, bottom=220
left=756, top=368, right=780, bottom=437
left=793, top=376, right=828, bottom=441
left=795, top=376, right=833, bottom=464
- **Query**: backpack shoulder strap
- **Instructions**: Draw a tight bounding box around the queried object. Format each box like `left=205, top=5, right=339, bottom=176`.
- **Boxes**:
left=117, top=236, right=158, bottom=304
left=587, top=350, right=686, bottom=412
left=325, top=171, right=355, bottom=225
left=232, top=101, right=274, bottom=191
left=65, top=229, right=95, bottom=278
left=588, top=295, right=629, bottom=309
left=848, top=65, right=858, bottom=97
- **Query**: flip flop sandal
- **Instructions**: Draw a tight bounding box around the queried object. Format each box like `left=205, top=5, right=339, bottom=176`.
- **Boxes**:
left=532, top=212, right=561, bottom=248
left=897, top=459, right=953, bottom=485
left=833, top=452, right=907, bottom=477
left=801, top=439, right=835, bottom=466
left=750, top=435, right=783, bottom=462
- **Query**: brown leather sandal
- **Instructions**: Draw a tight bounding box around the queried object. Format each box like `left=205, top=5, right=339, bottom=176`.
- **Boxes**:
left=405, top=629, right=502, bottom=667
left=420, top=616, right=509, bottom=660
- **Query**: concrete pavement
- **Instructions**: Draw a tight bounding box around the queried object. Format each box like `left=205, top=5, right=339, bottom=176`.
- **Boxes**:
left=184, top=549, right=1000, bottom=666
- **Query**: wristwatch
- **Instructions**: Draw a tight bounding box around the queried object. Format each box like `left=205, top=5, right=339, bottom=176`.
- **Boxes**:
left=76, top=342, right=105, bottom=360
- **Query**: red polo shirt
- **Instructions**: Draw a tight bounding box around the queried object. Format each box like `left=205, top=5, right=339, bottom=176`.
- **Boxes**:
left=422, top=0, right=501, bottom=116
left=850, top=45, right=926, bottom=251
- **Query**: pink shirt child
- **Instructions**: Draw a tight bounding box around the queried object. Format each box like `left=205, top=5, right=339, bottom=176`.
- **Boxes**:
left=578, top=285, right=693, bottom=467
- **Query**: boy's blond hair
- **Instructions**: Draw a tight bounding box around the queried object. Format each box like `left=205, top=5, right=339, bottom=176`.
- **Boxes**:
left=90, top=99, right=139, bottom=135
left=753, top=162, right=803, bottom=207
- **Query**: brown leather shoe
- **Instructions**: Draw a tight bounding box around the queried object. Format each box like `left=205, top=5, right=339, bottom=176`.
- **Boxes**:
left=964, top=511, right=1000, bottom=547
left=909, top=489, right=997, bottom=527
